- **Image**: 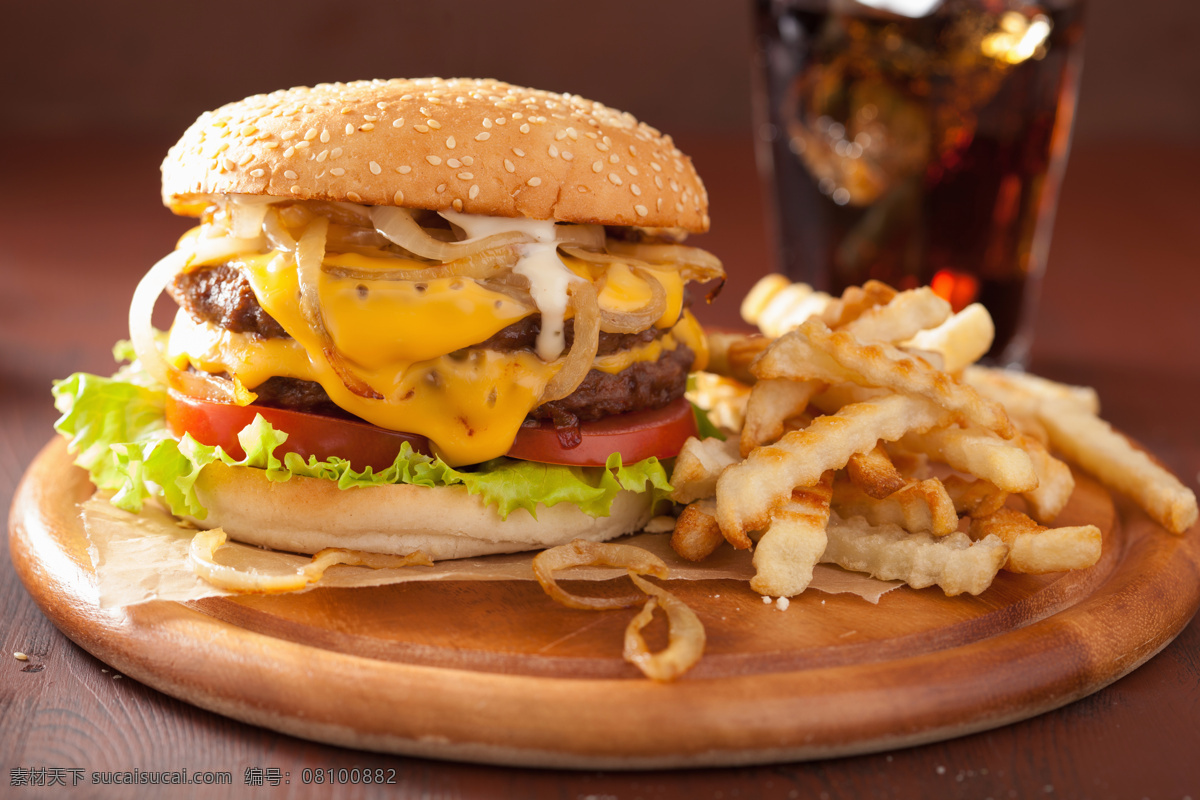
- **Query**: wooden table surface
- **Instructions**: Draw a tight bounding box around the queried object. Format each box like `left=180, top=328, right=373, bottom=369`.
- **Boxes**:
left=2, top=134, right=1198, bottom=798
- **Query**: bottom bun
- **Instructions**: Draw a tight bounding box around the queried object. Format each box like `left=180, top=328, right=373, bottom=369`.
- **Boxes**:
left=191, top=462, right=657, bottom=560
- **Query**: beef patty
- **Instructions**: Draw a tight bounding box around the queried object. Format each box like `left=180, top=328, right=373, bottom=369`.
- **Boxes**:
left=170, top=264, right=693, bottom=427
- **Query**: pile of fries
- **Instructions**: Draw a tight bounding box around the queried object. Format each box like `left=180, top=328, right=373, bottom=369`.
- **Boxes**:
left=533, top=276, right=1196, bottom=681
left=678, top=276, right=1197, bottom=598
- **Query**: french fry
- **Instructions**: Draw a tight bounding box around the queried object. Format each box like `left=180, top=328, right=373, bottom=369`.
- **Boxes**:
left=705, top=332, right=768, bottom=386
left=832, top=475, right=960, bottom=536
left=742, top=276, right=834, bottom=337
left=754, top=319, right=1016, bottom=439
left=822, top=513, right=1009, bottom=596
left=841, top=287, right=952, bottom=345
left=969, top=507, right=1102, bottom=574
left=687, top=372, right=751, bottom=433
left=715, top=393, right=953, bottom=546
left=671, top=500, right=725, bottom=562
left=901, top=425, right=1037, bottom=493
left=750, top=472, right=834, bottom=597
left=669, top=435, right=741, bottom=504
left=963, top=365, right=1100, bottom=417
left=846, top=443, right=907, bottom=499
left=818, top=280, right=898, bottom=328
left=1018, top=432, right=1075, bottom=523
left=740, top=378, right=822, bottom=457
left=902, top=303, right=995, bottom=374
left=941, top=475, right=1009, bottom=518
left=1038, top=400, right=1198, bottom=534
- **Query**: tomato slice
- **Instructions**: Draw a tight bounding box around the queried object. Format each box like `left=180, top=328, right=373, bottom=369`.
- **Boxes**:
left=165, top=393, right=697, bottom=471
left=164, top=392, right=432, bottom=472
left=505, top=397, right=698, bottom=467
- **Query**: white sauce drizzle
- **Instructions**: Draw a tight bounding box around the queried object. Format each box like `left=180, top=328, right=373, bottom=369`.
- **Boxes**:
left=439, top=209, right=578, bottom=361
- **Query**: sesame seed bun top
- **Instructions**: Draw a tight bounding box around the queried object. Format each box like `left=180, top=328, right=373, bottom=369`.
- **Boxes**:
left=162, top=78, right=710, bottom=232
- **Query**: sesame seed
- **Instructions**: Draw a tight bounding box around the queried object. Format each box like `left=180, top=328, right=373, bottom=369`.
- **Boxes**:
left=475, top=132, right=491, bottom=141
left=527, top=177, right=542, bottom=187
left=562, top=151, right=574, bottom=161
left=340, top=106, right=352, bottom=114
left=428, top=119, right=442, bottom=129
left=345, top=123, right=355, bottom=135
left=596, top=142, right=609, bottom=152
left=316, top=150, right=329, bottom=162
left=282, top=148, right=294, bottom=159
left=446, top=136, right=456, bottom=149
left=482, top=118, right=493, bottom=129
left=330, top=167, right=346, bottom=176
left=675, top=202, right=684, bottom=212
left=654, top=175, right=663, bottom=189
left=626, top=165, right=638, bottom=176
left=512, top=112, right=524, bottom=119
left=392, top=118, right=405, bottom=128
left=657, top=198, right=664, bottom=211
left=331, top=147, right=343, bottom=158
left=319, top=129, right=331, bottom=144
left=519, top=124, right=531, bottom=134
left=284, top=170, right=298, bottom=180
left=397, top=165, right=412, bottom=174
left=650, top=162, right=662, bottom=172
left=495, top=116, right=506, bottom=125
left=369, top=161, right=382, bottom=175
left=635, top=204, right=648, bottom=216
left=426, top=155, right=442, bottom=166
left=513, top=148, right=525, bottom=157
left=629, top=145, right=638, bottom=156
left=394, top=189, right=406, bottom=204
left=457, top=172, right=474, bottom=180
left=347, top=191, right=363, bottom=202
left=249, top=168, right=264, bottom=177
left=469, top=185, right=480, bottom=199
left=290, top=185, right=301, bottom=194
left=504, top=159, right=515, bottom=173
left=555, top=130, right=567, bottom=141
left=14, top=652, right=28, bottom=661
left=360, top=123, right=375, bottom=131
left=670, top=179, right=679, bottom=191
left=452, top=198, right=464, bottom=211
left=609, top=154, right=619, bottom=164
left=461, top=156, right=474, bottom=166
left=592, top=160, right=603, bottom=173
left=294, top=140, right=309, bottom=150
left=304, top=128, right=318, bottom=140
left=548, top=144, right=559, bottom=158
left=415, top=124, right=430, bottom=133
left=436, top=183, right=446, bottom=193
left=608, top=173, right=622, bottom=185
left=364, top=114, right=378, bottom=122
left=447, top=158, right=461, bottom=168
left=631, top=184, right=642, bottom=196
left=264, top=142, right=279, bottom=150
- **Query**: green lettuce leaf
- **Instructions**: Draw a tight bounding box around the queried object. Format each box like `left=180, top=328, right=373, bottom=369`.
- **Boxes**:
left=52, top=365, right=673, bottom=521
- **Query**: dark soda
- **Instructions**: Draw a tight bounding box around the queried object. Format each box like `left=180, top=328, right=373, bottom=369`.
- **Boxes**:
left=754, top=0, right=1085, bottom=364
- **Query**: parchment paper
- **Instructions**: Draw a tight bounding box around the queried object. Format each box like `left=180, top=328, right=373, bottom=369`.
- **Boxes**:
left=81, top=494, right=901, bottom=608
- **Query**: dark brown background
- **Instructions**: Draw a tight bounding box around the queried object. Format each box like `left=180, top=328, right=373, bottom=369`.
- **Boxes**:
left=3, top=1, right=1200, bottom=798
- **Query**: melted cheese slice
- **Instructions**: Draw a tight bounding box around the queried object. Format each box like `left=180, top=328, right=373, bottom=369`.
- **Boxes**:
left=169, top=246, right=701, bottom=466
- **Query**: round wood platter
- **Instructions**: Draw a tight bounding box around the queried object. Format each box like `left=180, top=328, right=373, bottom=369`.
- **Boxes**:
left=10, top=438, right=1200, bottom=769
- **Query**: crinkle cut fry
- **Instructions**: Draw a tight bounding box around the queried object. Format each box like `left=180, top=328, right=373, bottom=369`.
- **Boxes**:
left=969, top=507, right=1102, bottom=574
left=900, top=425, right=1037, bottom=494
left=822, top=513, right=1009, bottom=596
left=740, top=378, right=822, bottom=457
left=715, top=393, right=952, bottom=547
left=840, top=286, right=951, bottom=345
left=818, top=280, right=898, bottom=328
left=754, top=319, right=1015, bottom=440
left=671, top=499, right=725, bottom=562
left=705, top=331, right=769, bottom=386
left=832, top=475, right=959, bottom=537
left=846, top=443, right=907, bottom=499
left=750, top=472, right=834, bottom=597
left=1039, top=400, right=1198, bottom=534
left=669, top=435, right=741, bottom=504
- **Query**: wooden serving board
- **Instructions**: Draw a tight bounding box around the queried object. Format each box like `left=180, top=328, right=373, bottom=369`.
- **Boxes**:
left=10, top=438, right=1200, bottom=769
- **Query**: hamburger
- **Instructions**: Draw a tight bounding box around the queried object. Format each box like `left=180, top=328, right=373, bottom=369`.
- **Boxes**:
left=53, top=78, right=724, bottom=560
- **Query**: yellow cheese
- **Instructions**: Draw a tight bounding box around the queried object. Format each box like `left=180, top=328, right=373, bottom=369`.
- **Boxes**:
left=169, top=244, right=703, bottom=465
